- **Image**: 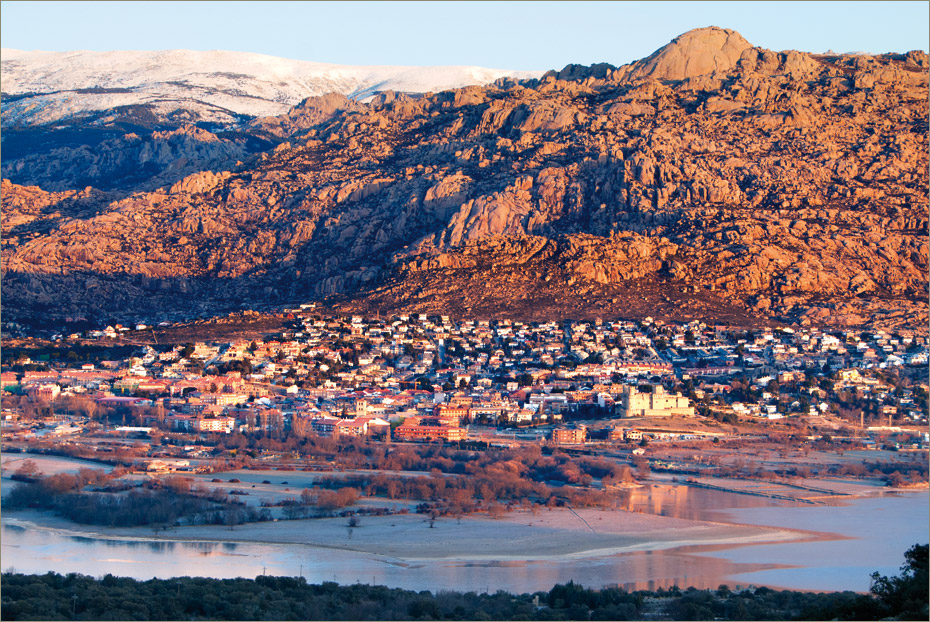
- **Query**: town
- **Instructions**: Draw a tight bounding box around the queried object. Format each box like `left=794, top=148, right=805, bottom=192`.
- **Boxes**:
left=2, top=308, right=928, bottom=610
left=3, top=308, right=927, bottom=472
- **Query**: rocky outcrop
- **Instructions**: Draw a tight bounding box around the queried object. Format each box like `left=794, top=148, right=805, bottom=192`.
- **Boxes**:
left=627, top=26, right=753, bottom=81
left=249, top=93, right=366, bottom=139
left=2, top=29, right=927, bottom=330
left=1, top=124, right=265, bottom=192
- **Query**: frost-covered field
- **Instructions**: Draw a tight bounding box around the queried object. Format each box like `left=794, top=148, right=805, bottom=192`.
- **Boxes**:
left=0, top=452, right=114, bottom=498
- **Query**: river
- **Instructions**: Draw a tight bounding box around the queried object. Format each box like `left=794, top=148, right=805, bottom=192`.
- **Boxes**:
left=2, top=471, right=926, bottom=594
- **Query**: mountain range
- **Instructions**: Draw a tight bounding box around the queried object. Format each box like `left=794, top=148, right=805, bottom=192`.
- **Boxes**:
left=1, top=48, right=544, bottom=125
left=2, top=28, right=927, bottom=331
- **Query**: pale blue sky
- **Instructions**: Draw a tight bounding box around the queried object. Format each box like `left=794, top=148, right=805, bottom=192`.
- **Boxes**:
left=2, top=1, right=927, bottom=70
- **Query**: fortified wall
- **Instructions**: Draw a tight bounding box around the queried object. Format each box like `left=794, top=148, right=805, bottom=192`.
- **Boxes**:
left=618, top=385, right=694, bottom=418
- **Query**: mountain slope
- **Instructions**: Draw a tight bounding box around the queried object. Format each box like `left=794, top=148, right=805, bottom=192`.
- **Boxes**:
left=1, top=48, right=543, bottom=126
left=2, top=28, right=927, bottom=330
left=0, top=49, right=541, bottom=192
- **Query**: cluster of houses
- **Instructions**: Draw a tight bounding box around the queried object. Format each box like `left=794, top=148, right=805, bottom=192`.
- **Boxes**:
left=2, top=310, right=927, bottom=447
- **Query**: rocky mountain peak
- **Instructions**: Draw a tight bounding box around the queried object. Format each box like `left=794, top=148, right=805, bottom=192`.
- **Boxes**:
left=628, top=26, right=753, bottom=81
left=2, top=30, right=927, bottom=330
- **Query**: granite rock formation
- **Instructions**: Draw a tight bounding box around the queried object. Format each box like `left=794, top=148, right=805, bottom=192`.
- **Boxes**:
left=2, top=28, right=927, bottom=329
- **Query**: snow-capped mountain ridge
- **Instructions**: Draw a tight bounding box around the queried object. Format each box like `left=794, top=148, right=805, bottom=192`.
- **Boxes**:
left=1, top=48, right=544, bottom=126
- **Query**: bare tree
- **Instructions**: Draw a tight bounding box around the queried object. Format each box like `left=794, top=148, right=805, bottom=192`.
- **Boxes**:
left=13, top=459, right=42, bottom=480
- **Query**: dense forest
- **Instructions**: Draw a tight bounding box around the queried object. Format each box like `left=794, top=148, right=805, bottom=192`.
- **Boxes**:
left=1, top=545, right=926, bottom=621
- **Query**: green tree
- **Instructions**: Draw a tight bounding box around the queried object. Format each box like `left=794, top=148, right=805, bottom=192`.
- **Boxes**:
left=516, top=373, right=534, bottom=387
left=870, top=543, right=929, bottom=620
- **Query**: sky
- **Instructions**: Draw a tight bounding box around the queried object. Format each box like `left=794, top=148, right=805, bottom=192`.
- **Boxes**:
left=1, top=1, right=928, bottom=70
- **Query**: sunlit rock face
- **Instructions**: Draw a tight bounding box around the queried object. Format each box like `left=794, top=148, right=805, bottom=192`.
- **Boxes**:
left=2, top=30, right=927, bottom=329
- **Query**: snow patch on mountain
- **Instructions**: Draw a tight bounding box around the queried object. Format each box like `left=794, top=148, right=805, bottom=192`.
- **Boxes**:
left=1, top=48, right=544, bottom=126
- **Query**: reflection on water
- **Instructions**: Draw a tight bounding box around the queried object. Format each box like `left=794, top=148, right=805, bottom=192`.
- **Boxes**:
left=695, top=492, right=930, bottom=592
left=62, top=535, right=244, bottom=555
left=604, top=549, right=788, bottom=593
left=616, top=484, right=789, bottom=522
left=67, top=535, right=179, bottom=554
left=2, top=487, right=926, bottom=594
left=0, top=521, right=768, bottom=593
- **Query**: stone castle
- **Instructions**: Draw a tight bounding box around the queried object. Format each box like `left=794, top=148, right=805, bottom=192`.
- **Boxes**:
left=618, top=385, right=694, bottom=418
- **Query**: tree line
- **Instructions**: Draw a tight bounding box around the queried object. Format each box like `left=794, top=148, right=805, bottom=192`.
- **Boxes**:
left=3, top=440, right=632, bottom=528
left=2, top=463, right=269, bottom=529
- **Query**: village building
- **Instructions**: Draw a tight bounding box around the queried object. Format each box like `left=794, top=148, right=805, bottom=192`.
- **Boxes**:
left=393, top=416, right=467, bottom=442
left=551, top=425, right=587, bottom=445
left=617, top=385, right=694, bottom=418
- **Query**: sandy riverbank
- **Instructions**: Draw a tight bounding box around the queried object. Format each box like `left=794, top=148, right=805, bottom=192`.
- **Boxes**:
left=3, top=503, right=815, bottom=564
left=0, top=454, right=832, bottom=563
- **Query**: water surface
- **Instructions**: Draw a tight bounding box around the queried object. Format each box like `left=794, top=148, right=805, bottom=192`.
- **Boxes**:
left=2, top=480, right=926, bottom=593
